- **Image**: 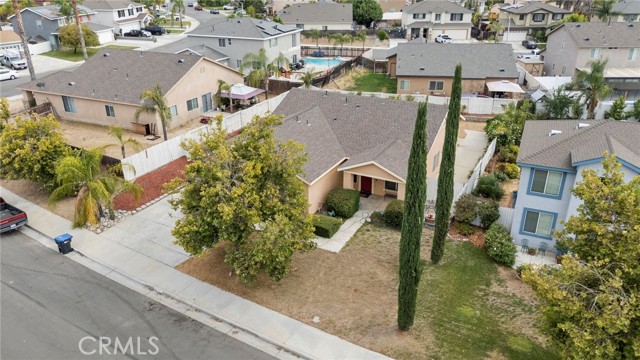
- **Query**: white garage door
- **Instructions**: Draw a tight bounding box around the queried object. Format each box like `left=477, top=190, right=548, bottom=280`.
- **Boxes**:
left=443, top=29, right=469, bottom=40
left=503, top=31, right=527, bottom=42
left=97, top=30, right=115, bottom=45
left=119, top=24, right=137, bottom=34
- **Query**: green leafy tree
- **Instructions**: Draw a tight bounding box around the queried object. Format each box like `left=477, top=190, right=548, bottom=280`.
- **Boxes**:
left=398, top=102, right=428, bottom=330
left=135, top=84, right=171, bottom=141
left=377, top=29, right=389, bottom=42
left=58, top=23, right=98, bottom=53
left=107, top=126, right=142, bottom=158
left=352, top=0, right=382, bottom=26
left=431, top=64, right=462, bottom=264
left=625, top=99, right=640, bottom=120
left=487, top=20, right=504, bottom=42
left=604, top=95, right=626, bottom=120
left=306, top=29, right=324, bottom=49
left=242, top=0, right=265, bottom=13
left=0, top=114, right=69, bottom=189
left=0, top=0, right=33, bottom=21
left=485, top=100, right=535, bottom=148
left=573, top=59, right=613, bottom=119
left=246, top=5, right=255, bottom=18
left=524, top=155, right=640, bottom=359
left=0, top=97, right=10, bottom=129
left=166, top=114, right=316, bottom=284
left=54, top=0, right=73, bottom=20
left=542, top=86, right=578, bottom=119
left=49, top=148, right=142, bottom=227
left=215, top=79, right=232, bottom=111
left=593, top=0, right=620, bottom=25
left=558, top=12, right=588, bottom=24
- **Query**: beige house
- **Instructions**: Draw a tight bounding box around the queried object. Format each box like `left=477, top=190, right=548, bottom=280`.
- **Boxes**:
left=494, top=2, right=569, bottom=35
left=273, top=89, right=449, bottom=213
left=595, top=0, right=640, bottom=23
left=278, top=3, right=353, bottom=30
left=388, top=43, right=520, bottom=97
left=18, top=49, right=243, bottom=133
left=401, top=0, right=473, bottom=40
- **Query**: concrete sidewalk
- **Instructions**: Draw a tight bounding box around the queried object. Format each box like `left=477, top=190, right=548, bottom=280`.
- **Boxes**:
left=1, top=187, right=389, bottom=360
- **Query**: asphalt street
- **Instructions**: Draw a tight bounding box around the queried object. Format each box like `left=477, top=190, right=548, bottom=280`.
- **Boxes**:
left=0, top=67, right=80, bottom=98
left=1, top=231, right=275, bottom=360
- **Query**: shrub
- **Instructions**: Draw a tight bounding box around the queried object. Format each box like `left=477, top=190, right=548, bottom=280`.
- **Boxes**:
left=497, top=145, right=519, bottom=163
left=312, top=214, right=343, bottom=238
left=453, top=193, right=478, bottom=224
left=325, top=188, right=360, bottom=218
left=484, top=223, right=517, bottom=267
left=494, top=171, right=509, bottom=182
left=473, top=174, right=504, bottom=201
left=383, top=200, right=404, bottom=228
left=476, top=200, right=500, bottom=229
left=454, top=221, right=475, bottom=236
left=496, top=163, right=519, bottom=179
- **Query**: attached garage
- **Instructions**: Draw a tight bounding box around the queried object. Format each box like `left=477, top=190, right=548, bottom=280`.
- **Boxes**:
left=87, top=23, right=115, bottom=45
left=433, top=28, right=470, bottom=40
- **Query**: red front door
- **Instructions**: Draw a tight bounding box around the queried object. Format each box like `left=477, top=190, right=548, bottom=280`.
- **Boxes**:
left=360, top=176, right=372, bottom=194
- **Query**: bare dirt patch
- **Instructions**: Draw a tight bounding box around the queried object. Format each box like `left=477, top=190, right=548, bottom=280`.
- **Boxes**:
left=458, top=120, right=487, bottom=140
left=449, top=222, right=486, bottom=247
left=323, top=67, right=368, bottom=90
left=302, top=37, right=389, bottom=48
left=1, top=179, right=75, bottom=222
left=499, top=179, right=520, bottom=208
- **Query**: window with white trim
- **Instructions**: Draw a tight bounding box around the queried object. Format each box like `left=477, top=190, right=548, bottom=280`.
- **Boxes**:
left=269, top=38, right=278, bottom=47
left=62, top=96, right=77, bottom=113
left=169, top=105, right=178, bottom=118
left=399, top=79, right=410, bottom=90
left=36, top=19, right=43, bottom=29
left=623, top=14, right=638, bottom=21
left=628, top=48, right=639, bottom=61
left=292, top=34, right=297, bottom=46
left=590, top=48, right=600, bottom=58
left=435, top=13, right=441, bottom=21
left=186, top=98, right=198, bottom=111
left=532, top=13, right=545, bottom=22
left=136, top=6, right=143, bottom=12
left=530, top=169, right=563, bottom=196
left=117, top=10, right=125, bottom=18
left=450, top=13, right=463, bottom=21
left=523, top=210, right=554, bottom=237
left=413, top=13, right=426, bottom=19
left=429, top=81, right=444, bottom=91
left=218, top=38, right=226, bottom=47
left=105, top=105, right=115, bottom=117
left=519, top=14, right=525, bottom=20
left=127, top=8, right=134, bottom=16
left=385, top=181, right=398, bottom=191
left=552, top=13, right=564, bottom=20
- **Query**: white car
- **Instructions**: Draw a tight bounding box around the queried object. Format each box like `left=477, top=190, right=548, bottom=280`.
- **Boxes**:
left=222, top=4, right=235, bottom=10
left=0, top=69, right=19, bottom=81
left=435, top=34, right=453, bottom=43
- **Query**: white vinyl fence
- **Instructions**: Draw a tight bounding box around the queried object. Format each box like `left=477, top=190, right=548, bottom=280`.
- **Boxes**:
left=428, top=96, right=518, bottom=115
left=496, top=207, right=515, bottom=232
left=121, top=93, right=288, bottom=180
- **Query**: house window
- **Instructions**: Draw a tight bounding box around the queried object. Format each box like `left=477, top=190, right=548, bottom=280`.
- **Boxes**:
left=628, top=48, right=639, bottom=61
left=532, top=13, right=545, bottom=22
left=429, top=81, right=444, bottom=91
left=590, top=48, right=600, bottom=58
left=58, top=18, right=66, bottom=26
left=399, top=79, right=410, bottom=90
left=117, top=10, right=125, bottom=17
left=530, top=169, right=563, bottom=196
left=292, top=54, right=297, bottom=63
left=292, top=34, right=297, bottom=46
left=623, top=14, right=637, bottom=21
left=413, top=13, right=426, bottom=19
left=186, top=98, right=198, bottom=111
left=433, top=152, right=440, bottom=171
left=218, top=38, right=226, bottom=47
left=227, top=38, right=232, bottom=45
left=353, top=174, right=358, bottom=183
left=105, top=104, right=115, bottom=117
left=62, top=96, right=77, bottom=113
left=519, top=14, right=525, bottom=20
left=561, top=65, right=566, bottom=75
left=128, top=8, right=134, bottom=16
left=269, top=38, right=278, bottom=47
left=296, top=24, right=304, bottom=29
left=552, top=64, right=555, bottom=70
left=522, top=209, right=555, bottom=238
left=36, top=19, right=43, bottom=29
left=385, top=181, right=398, bottom=191
left=450, top=13, right=463, bottom=21
left=169, top=105, right=178, bottom=118
left=435, top=13, right=441, bottom=21
left=552, top=13, right=564, bottom=20
left=236, top=59, right=242, bottom=67
left=136, top=6, right=143, bottom=12
left=322, top=25, right=328, bottom=30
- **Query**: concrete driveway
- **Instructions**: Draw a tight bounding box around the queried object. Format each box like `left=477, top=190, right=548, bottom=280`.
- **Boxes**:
left=454, top=130, right=489, bottom=184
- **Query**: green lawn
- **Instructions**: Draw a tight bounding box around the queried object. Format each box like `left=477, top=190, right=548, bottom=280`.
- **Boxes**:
left=42, top=45, right=137, bottom=62
left=415, top=241, right=558, bottom=360
left=346, top=71, right=397, bottom=93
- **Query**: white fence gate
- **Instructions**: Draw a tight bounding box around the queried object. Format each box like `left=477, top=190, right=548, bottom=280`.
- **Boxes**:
left=497, top=207, right=515, bottom=232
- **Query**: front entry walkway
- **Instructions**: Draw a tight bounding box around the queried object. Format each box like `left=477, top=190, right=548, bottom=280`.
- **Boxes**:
left=313, top=195, right=390, bottom=253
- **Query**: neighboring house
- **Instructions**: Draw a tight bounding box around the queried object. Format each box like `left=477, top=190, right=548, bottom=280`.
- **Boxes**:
left=494, top=2, right=569, bottom=37
left=0, top=30, right=23, bottom=53
left=272, top=88, right=449, bottom=214
left=597, top=0, right=640, bottom=23
left=86, top=22, right=116, bottom=44
left=379, top=0, right=410, bottom=13
left=278, top=3, right=353, bottom=30
left=387, top=43, right=520, bottom=96
left=158, top=18, right=302, bottom=70
left=8, top=5, right=98, bottom=49
left=149, top=38, right=231, bottom=66
left=401, top=0, right=473, bottom=40
left=18, top=49, right=243, bottom=134
left=543, top=22, right=640, bottom=99
left=82, top=0, right=152, bottom=35
left=512, top=119, right=640, bottom=252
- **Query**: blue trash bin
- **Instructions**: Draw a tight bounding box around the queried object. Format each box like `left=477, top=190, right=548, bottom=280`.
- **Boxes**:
left=54, top=233, right=73, bottom=254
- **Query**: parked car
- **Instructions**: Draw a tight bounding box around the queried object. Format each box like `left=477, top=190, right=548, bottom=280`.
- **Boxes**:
left=0, top=69, right=19, bottom=81
left=124, top=29, right=151, bottom=37
left=173, top=14, right=182, bottom=20
left=0, top=197, right=28, bottom=233
left=195, top=4, right=202, bottom=10
left=522, top=40, right=537, bottom=49
left=434, top=34, right=453, bottom=43
left=222, top=4, right=235, bottom=10
left=187, top=2, right=194, bottom=6
left=210, top=8, right=219, bottom=13
left=0, top=50, right=27, bottom=70
left=144, top=26, right=166, bottom=35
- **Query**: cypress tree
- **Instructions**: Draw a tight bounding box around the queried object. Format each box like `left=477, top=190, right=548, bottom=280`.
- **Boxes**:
left=397, top=101, right=428, bottom=331
left=431, top=64, right=463, bottom=264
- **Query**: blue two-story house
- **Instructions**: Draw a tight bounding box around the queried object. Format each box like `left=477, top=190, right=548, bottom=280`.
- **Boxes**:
left=512, top=119, right=640, bottom=252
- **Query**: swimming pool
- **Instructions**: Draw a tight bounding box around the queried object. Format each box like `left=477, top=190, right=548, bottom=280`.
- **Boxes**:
left=302, top=57, right=345, bottom=67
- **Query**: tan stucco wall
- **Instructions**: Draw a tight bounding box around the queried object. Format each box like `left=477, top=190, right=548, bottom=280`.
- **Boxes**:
left=341, top=163, right=406, bottom=199
left=396, top=76, right=518, bottom=95
left=427, top=114, right=448, bottom=177
left=305, top=161, right=345, bottom=214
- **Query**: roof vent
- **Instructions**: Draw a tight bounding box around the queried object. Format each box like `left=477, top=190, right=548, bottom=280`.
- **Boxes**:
left=114, top=94, right=118, bottom=100
left=576, top=24, right=581, bottom=28
left=333, top=117, right=337, bottom=121
left=91, top=89, right=95, bottom=95
left=211, top=25, right=215, bottom=32
left=499, top=68, right=505, bottom=72
left=584, top=37, right=590, bottom=41
left=629, top=24, right=634, bottom=27
left=577, top=123, right=590, bottom=129
left=549, top=129, right=562, bottom=136
left=296, top=115, right=300, bottom=123
left=68, top=81, right=75, bottom=86
left=103, top=53, right=109, bottom=57
left=306, top=118, right=310, bottom=127
left=419, top=66, right=425, bottom=71
left=324, top=90, right=328, bottom=96
left=237, top=20, right=241, bottom=23
left=36, top=82, right=45, bottom=89
left=178, top=59, right=184, bottom=63
left=344, top=96, right=348, bottom=104
left=139, top=51, right=143, bottom=57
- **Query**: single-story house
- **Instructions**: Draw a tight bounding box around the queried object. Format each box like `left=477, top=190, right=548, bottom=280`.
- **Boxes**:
left=0, top=30, right=23, bottom=53
left=387, top=43, right=520, bottom=96
left=272, top=88, right=449, bottom=213
left=18, top=49, right=243, bottom=134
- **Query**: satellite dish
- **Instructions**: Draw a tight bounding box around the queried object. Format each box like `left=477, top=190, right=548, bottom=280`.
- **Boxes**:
left=36, top=82, right=45, bottom=89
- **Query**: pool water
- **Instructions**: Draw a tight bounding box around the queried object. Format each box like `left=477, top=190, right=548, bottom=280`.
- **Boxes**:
left=302, top=57, right=344, bottom=67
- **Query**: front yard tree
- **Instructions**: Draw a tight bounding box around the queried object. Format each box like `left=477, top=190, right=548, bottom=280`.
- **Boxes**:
left=352, top=0, right=382, bottom=26
left=431, top=64, right=462, bottom=264
left=573, top=58, right=612, bottom=119
left=523, top=154, right=640, bottom=359
left=603, top=95, right=626, bottom=120
left=542, top=86, right=578, bottom=119
left=167, top=114, right=316, bottom=284
left=58, top=23, right=98, bottom=54
left=398, top=102, right=428, bottom=330
left=0, top=114, right=69, bottom=189
left=136, top=84, right=171, bottom=141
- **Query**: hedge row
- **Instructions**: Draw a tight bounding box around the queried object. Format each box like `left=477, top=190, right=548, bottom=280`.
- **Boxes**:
left=312, top=214, right=343, bottom=238
left=326, top=188, right=360, bottom=218
left=383, top=199, right=404, bottom=227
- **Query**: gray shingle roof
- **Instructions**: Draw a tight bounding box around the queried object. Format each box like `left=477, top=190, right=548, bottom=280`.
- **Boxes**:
left=189, top=17, right=301, bottom=39
left=517, top=120, right=640, bottom=171
left=9, top=5, right=95, bottom=20
left=18, top=49, right=213, bottom=105
left=613, top=0, right=640, bottom=14
left=114, top=12, right=151, bottom=24
left=403, top=1, right=473, bottom=14
left=82, top=0, right=144, bottom=10
left=86, top=22, right=114, bottom=32
left=153, top=38, right=229, bottom=60
left=500, top=2, right=570, bottom=14
left=392, top=43, right=519, bottom=79
left=278, top=3, right=353, bottom=24
left=273, top=88, right=448, bottom=183
left=554, top=22, right=640, bottom=48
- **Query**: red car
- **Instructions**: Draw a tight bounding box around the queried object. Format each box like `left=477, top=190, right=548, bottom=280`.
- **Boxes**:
left=195, top=4, right=203, bottom=10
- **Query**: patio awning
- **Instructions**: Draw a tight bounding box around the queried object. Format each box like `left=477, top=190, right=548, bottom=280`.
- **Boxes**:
left=486, top=80, right=525, bottom=93
left=221, top=83, right=265, bottom=100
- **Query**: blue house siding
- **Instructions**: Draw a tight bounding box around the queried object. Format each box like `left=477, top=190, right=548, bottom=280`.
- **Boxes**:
left=11, top=11, right=62, bottom=49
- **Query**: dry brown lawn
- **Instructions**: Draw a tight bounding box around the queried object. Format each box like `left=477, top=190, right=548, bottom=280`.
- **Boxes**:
left=1, top=179, right=75, bottom=221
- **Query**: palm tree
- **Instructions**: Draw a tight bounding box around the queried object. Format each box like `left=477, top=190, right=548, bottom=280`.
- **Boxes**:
left=354, top=29, right=367, bottom=66
left=10, top=0, right=35, bottom=80
left=172, top=0, right=185, bottom=28
left=135, top=84, right=171, bottom=141
left=54, top=0, right=73, bottom=21
left=592, top=0, right=620, bottom=25
left=72, top=0, right=88, bottom=60
left=49, top=148, right=142, bottom=227
left=107, top=126, right=142, bottom=158
left=215, top=79, right=232, bottom=112
left=300, top=68, right=321, bottom=89
left=241, top=49, right=289, bottom=99
left=573, top=58, right=613, bottom=119
left=331, top=33, right=353, bottom=55
left=306, top=29, right=324, bottom=50
left=487, top=21, right=504, bottom=43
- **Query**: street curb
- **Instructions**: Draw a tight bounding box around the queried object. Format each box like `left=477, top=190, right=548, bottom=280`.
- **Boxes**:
left=24, top=224, right=308, bottom=360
